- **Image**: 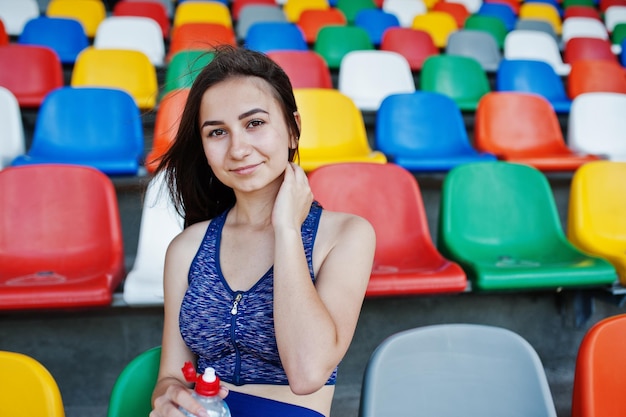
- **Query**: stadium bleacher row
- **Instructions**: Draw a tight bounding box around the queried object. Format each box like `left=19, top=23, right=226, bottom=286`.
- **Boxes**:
left=2, top=0, right=626, bottom=416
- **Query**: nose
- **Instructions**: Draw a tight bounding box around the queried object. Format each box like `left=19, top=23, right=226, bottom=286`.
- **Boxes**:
left=228, top=129, right=252, bottom=160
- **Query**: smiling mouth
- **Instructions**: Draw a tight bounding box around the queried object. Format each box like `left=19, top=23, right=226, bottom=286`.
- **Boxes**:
left=231, top=163, right=262, bottom=174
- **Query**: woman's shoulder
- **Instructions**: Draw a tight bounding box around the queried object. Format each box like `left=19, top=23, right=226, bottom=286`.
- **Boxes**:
left=318, top=209, right=376, bottom=247
left=167, top=219, right=211, bottom=257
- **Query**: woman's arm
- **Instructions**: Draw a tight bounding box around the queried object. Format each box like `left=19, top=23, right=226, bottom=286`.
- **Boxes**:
left=272, top=164, right=376, bottom=395
left=151, top=226, right=215, bottom=417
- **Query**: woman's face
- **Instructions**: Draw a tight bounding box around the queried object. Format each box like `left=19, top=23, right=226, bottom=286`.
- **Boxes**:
left=199, top=76, right=299, bottom=194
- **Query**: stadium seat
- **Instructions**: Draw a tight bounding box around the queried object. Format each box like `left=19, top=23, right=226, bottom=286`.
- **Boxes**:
left=244, top=21, right=308, bottom=53
left=113, top=0, right=171, bottom=38
left=167, top=22, right=236, bottom=62
left=448, top=0, right=483, bottom=13
left=46, top=0, right=106, bottom=38
left=0, top=44, right=64, bottom=108
left=561, top=17, right=609, bottom=46
left=612, top=22, right=626, bottom=51
left=283, top=0, right=328, bottom=22
left=314, top=25, right=375, bottom=70
left=564, top=37, right=618, bottom=65
left=379, top=27, right=438, bottom=71
left=336, top=0, right=378, bottom=24
left=146, top=88, right=190, bottom=173
left=71, top=47, right=159, bottom=110
left=338, top=50, right=415, bottom=112
left=376, top=91, right=496, bottom=172
left=496, top=59, right=572, bottom=113
left=445, top=29, right=502, bottom=72
left=504, top=30, right=571, bottom=75
left=604, top=5, right=626, bottom=32
left=0, top=86, right=25, bottom=170
left=477, top=2, right=517, bottom=31
left=267, top=50, right=333, bottom=89
left=572, top=314, right=626, bottom=417
left=432, top=1, right=470, bottom=27
left=232, top=0, right=277, bottom=20
left=0, top=164, right=126, bottom=310
left=514, top=18, right=560, bottom=42
left=107, top=346, right=161, bottom=417
left=438, top=161, right=616, bottom=291
left=235, top=5, right=287, bottom=41
left=411, top=11, right=459, bottom=48
left=172, top=1, right=232, bottom=30
left=568, top=92, right=626, bottom=160
left=123, top=173, right=183, bottom=306
left=293, top=88, right=387, bottom=171
left=12, top=86, right=144, bottom=175
left=18, top=16, right=89, bottom=64
left=308, top=162, right=467, bottom=296
left=382, top=0, right=428, bottom=27
left=563, top=5, right=602, bottom=20
left=354, top=8, right=400, bottom=46
left=475, top=92, right=600, bottom=171
left=0, top=350, right=65, bottom=417
left=0, top=19, right=7, bottom=45
left=568, top=161, right=626, bottom=285
left=420, top=54, right=491, bottom=111
left=463, top=14, right=508, bottom=48
left=94, top=16, right=166, bottom=67
left=567, top=59, right=626, bottom=98
left=297, top=8, right=347, bottom=44
left=519, top=2, right=563, bottom=35
left=162, top=50, right=214, bottom=96
left=0, top=0, right=39, bottom=36
left=359, top=324, right=558, bottom=417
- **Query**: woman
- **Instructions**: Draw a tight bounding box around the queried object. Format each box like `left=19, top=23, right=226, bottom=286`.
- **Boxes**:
left=150, top=45, right=375, bottom=417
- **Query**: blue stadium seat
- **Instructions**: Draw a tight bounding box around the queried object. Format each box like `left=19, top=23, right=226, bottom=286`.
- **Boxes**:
left=18, top=17, right=89, bottom=64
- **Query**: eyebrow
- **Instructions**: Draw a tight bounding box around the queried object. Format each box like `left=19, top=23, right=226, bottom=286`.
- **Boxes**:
left=201, top=108, right=269, bottom=128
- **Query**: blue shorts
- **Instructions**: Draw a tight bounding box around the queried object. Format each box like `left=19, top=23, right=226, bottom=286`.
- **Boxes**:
left=224, top=391, right=325, bottom=417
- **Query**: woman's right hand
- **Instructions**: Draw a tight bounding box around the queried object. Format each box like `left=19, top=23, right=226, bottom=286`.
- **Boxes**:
left=150, top=384, right=206, bottom=417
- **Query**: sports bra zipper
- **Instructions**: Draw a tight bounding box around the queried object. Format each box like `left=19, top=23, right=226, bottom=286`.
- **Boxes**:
left=230, top=292, right=243, bottom=385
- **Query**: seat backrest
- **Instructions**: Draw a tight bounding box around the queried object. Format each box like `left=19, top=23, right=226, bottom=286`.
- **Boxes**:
left=0, top=44, right=64, bottom=108
left=232, top=0, right=277, bottom=20
left=308, top=162, right=437, bottom=265
left=561, top=16, right=609, bottom=45
left=438, top=161, right=566, bottom=260
left=567, top=59, right=626, bottom=98
left=568, top=92, right=626, bottom=158
left=314, top=25, right=374, bottom=69
left=513, top=18, right=559, bottom=42
left=113, top=0, right=171, bottom=38
left=336, top=0, right=378, bottom=24
left=71, top=47, right=158, bottom=110
left=146, top=88, right=190, bottom=173
left=519, top=2, right=563, bottom=34
left=380, top=27, right=438, bottom=71
left=338, top=50, right=415, bottom=111
left=604, top=5, right=626, bottom=31
left=244, top=21, right=308, bottom=53
left=445, top=29, right=502, bottom=72
left=354, top=8, right=401, bottom=45
left=0, top=0, right=39, bottom=35
left=235, top=5, right=287, bottom=41
left=0, top=86, right=25, bottom=169
left=267, top=50, right=333, bottom=88
left=107, top=346, right=161, bottom=417
left=432, top=1, right=471, bottom=27
left=46, top=0, right=107, bottom=37
left=376, top=91, right=477, bottom=158
left=167, top=22, right=236, bottom=61
left=476, top=2, right=517, bottom=30
left=0, top=164, right=125, bottom=300
left=496, top=59, right=569, bottom=104
left=163, top=50, right=215, bottom=95
left=463, top=14, right=508, bottom=48
left=564, top=37, right=617, bottom=65
left=293, top=88, right=378, bottom=169
left=283, top=0, right=329, bottom=22
left=420, top=54, right=490, bottom=110
left=475, top=91, right=570, bottom=157
left=94, top=16, right=166, bottom=67
left=411, top=11, right=459, bottom=48
left=359, top=324, right=557, bottom=417
left=504, top=29, right=571, bottom=75
left=563, top=5, right=602, bottom=20
left=24, top=86, right=143, bottom=172
left=297, top=8, right=347, bottom=44
left=18, top=16, right=89, bottom=64
left=382, top=0, right=428, bottom=27
left=0, top=351, right=65, bottom=417
left=572, top=314, right=626, bottom=417
left=172, top=1, right=232, bottom=29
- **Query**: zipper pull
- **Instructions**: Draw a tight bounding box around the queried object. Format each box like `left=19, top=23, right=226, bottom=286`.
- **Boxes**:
left=231, top=293, right=243, bottom=315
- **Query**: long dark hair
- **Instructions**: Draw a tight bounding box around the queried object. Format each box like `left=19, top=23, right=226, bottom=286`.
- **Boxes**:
left=154, top=45, right=300, bottom=228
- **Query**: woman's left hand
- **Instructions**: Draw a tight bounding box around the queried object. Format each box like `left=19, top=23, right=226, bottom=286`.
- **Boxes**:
left=272, top=162, right=313, bottom=230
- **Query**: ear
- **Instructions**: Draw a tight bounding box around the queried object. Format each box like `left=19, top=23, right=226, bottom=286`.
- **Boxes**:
left=290, top=111, right=301, bottom=149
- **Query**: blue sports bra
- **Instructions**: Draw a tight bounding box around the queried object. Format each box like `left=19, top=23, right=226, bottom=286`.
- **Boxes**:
left=179, top=202, right=337, bottom=386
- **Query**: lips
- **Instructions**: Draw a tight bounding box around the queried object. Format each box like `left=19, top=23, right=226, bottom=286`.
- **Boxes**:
left=231, top=162, right=262, bottom=175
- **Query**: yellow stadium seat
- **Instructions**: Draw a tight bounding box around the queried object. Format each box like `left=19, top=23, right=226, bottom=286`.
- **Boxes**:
left=294, top=88, right=387, bottom=172
left=411, top=11, right=459, bottom=48
left=172, top=1, right=232, bottom=29
left=46, top=0, right=106, bottom=37
left=519, top=2, right=563, bottom=35
left=283, top=0, right=329, bottom=22
left=568, top=161, right=626, bottom=286
left=71, top=47, right=158, bottom=109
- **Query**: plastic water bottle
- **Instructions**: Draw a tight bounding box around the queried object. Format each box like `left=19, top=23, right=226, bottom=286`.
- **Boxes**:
left=179, top=362, right=231, bottom=417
